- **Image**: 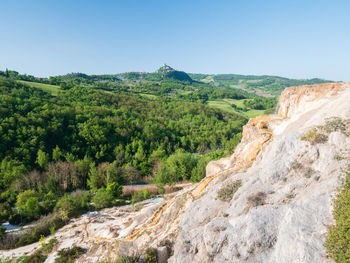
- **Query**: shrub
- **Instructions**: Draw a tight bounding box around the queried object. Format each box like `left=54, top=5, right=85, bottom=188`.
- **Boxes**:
left=131, top=189, right=152, bottom=206
left=325, top=171, right=350, bottom=262
left=41, top=191, right=57, bottom=214
left=55, top=195, right=79, bottom=218
left=322, top=117, right=348, bottom=134
left=291, top=160, right=303, bottom=171
left=0, top=226, right=5, bottom=240
left=304, top=167, right=314, bottom=178
left=22, top=251, right=47, bottom=263
left=55, top=245, right=85, bottom=263
left=20, top=238, right=57, bottom=263
left=92, top=188, right=114, bottom=209
left=106, top=182, right=123, bottom=198
left=16, top=190, right=41, bottom=221
left=41, top=238, right=58, bottom=254
left=247, top=192, right=266, bottom=207
left=70, top=190, right=90, bottom=211
left=301, top=129, right=328, bottom=145
left=143, top=247, right=157, bottom=263
left=217, top=180, right=242, bottom=201
left=0, top=203, right=11, bottom=223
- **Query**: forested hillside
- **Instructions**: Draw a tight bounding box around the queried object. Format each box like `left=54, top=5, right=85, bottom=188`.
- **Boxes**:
left=0, top=76, right=247, bottom=236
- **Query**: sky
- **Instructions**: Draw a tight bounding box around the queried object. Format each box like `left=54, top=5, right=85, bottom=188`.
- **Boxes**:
left=0, top=0, right=350, bottom=80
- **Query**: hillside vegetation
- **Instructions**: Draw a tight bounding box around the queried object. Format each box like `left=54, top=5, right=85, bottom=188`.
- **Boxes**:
left=0, top=76, right=247, bottom=244
left=190, top=73, right=332, bottom=97
left=17, top=80, right=60, bottom=96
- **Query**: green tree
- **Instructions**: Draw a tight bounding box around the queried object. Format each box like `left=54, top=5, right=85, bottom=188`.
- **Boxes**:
left=16, top=190, right=41, bottom=220
left=87, top=163, right=98, bottom=191
left=52, top=146, right=63, bottom=162
left=36, top=150, right=49, bottom=169
left=106, top=182, right=123, bottom=198
left=155, top=151, right=199, bottom=185
left=0, top=157, right=26, bottom=189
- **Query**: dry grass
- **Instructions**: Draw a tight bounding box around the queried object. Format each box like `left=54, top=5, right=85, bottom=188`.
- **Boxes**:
left=122, top=183, right=186, bottom=197
left=217, top=180, right=242, bottom=201
left=301, top=129, right=328, bottom=145
left=122, top=185, right=158, bottom=197
left=247, top=192, right=266, bottom=207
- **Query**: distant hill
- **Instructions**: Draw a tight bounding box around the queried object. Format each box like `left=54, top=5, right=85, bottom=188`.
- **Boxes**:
left=157, top=64, right=193, bottom=82
left=0, top=67, right=333, bottom=98
left=120, top=64, right=193, bottom=83
left=56, top=72, right=121, bottom=82
left=189, top=73, right=333, bottom=97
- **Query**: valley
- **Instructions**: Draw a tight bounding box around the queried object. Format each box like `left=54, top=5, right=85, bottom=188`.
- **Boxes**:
left=0, top=67, right=347, bottom=263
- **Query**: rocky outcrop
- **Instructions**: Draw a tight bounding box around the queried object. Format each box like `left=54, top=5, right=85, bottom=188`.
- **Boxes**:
left=206, top=115, right=279, bottom=177
left=169, top=83, right=350, bottom=263
left=278, top=82, right=349, bottom=118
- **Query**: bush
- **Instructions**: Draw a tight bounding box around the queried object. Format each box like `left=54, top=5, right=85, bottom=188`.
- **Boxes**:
left=325, top=171, right=350, bottom=262
left=247, top=192, right=266, bottom=207
left=301, top=129, right=328, bottom=145
left=16, top=190, right=41, bottom=221
left=217, top=180, right=242, bottom=201
left=0, top=226, right=5, bottom=240
left=55, top=195, right=80, bottom=219
left=106, top=182, right=123, bottom=198
left=41, top=191, right=57, bottom=214
left=322, top=117, right=349, bottom=134
left=21, top=238, right=58, bottom=263
left=55, top=245, right=85, bottom=263
left=143, top=247, right=157, bottom=263
left=0, top=203, right=11, bottom=223
left=70, top=190, right=90, bottom=211
left=22, top=251, right=47, bottom=263
left=92, top=188, right=114, bottom=209
left=131, top=189, right=152, bottom=206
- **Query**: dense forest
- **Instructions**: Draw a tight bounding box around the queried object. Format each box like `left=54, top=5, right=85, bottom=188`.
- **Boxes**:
left=0, top=74, right=249, bottom=244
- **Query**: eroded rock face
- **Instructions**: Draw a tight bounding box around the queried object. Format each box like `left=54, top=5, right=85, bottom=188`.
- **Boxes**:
left=278, top=82, right=349, bottom=118
left=206, top=115, right=279, bottom=176
left=169, top=84, right=350, bottom=263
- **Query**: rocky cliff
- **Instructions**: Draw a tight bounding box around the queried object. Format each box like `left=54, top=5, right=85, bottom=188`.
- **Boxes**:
left=169, top=82, right=350, bottom=263
left=1, top=83, right=350, bottom=263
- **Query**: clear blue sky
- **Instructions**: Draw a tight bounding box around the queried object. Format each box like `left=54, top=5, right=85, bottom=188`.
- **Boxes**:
left=1, top=0, right=349, bottom=80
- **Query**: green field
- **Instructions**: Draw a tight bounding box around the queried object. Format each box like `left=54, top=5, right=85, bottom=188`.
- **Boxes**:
left=140, top=93, right=158, bottom=99
left=208, top=99, right=266, bottom=118
left=18, top=80, right=61, bottom=96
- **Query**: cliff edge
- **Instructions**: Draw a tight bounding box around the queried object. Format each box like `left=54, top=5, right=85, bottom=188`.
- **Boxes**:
left=170, top=82, right=350, bottom=263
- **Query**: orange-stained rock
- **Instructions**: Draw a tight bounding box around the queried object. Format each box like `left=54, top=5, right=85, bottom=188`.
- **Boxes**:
left=207, top=114, right=279, bottom=176
left=207, top=82, right=350, bottom=177
left=278, top=82, right=349, bottom=118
